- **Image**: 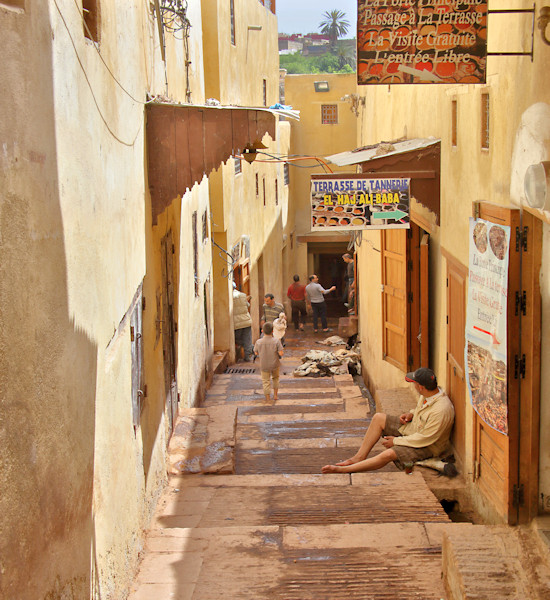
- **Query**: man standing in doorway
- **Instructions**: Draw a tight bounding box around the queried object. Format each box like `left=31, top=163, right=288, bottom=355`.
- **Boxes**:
left=342, top=253, right=355, bottom=306
left=305, top=274, right=336, bottom=333
left=287, top=274, right=307, bottom=331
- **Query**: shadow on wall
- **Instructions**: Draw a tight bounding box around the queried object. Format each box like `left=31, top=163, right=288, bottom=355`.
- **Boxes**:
left=0, top=7, right=97, bottom=599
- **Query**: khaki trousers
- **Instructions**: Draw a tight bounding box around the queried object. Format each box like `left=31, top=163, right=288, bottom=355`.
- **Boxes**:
left=261, top=368, right=280, bottom=396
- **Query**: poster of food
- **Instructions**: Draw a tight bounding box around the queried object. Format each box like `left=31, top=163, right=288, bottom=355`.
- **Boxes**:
left=357, top=0, right=488, bottom=85
left=465, top=217, right=510, bottom=434
left=311, top=175, right=410, bottom=231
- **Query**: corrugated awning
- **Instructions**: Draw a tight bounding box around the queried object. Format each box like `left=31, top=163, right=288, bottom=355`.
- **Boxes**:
left=326, top=138, right=440, bottom=166
left=326, top=138, right=441, bottom=224
left=146, top=103, right=298, bottom=225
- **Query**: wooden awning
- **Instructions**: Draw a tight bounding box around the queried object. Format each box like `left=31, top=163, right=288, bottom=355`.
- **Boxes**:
left=326, top=139, right=441, bottom=224
left=146, top=103, right=276, bottom=224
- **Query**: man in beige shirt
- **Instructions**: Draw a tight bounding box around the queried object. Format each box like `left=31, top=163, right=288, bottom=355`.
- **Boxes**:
left=322, top=368, right=454, bottom=473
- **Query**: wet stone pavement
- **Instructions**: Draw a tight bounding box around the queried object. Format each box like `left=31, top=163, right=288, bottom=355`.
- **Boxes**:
left=128, top=321, right=550, bottom=599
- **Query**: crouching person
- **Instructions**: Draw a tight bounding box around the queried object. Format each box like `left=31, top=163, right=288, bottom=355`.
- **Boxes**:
left=322, top=368, right=454, bottom=473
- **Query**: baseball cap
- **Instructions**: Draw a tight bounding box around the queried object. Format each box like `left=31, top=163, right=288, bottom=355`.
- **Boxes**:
left=405, top=367, right=437, bottom=390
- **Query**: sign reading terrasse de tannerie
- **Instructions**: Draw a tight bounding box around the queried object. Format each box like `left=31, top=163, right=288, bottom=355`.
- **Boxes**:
left=311, top=175, right=410, bottom=231
left=357, top=0, right=487, bottom=85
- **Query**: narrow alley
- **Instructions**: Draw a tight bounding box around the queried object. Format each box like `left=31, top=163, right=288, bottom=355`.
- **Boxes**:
left=128, top=323, right=550, bottom=599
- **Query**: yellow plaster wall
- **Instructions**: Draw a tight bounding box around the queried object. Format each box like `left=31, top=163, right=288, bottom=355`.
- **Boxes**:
left=354, top=0, right=550, bottom=515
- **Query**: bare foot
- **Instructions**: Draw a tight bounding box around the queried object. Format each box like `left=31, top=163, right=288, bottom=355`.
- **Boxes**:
left=321, top=464, right=343, bottom=473
left=335, top=458, right=357, bottom=466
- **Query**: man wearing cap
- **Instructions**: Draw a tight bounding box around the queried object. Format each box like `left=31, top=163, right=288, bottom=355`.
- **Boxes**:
left=322, top=368, right=454, bottom=474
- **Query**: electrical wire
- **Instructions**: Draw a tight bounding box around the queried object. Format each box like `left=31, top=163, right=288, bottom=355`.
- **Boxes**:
left=71, top=0, right=146, bottom=105
left=52, top=0, right=142, bottom=147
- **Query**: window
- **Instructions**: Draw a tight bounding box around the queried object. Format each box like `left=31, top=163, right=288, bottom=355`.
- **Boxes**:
left=234, top=156, right=241, bottom=175
left=130, top=293, right=144, bottom=430
left=481, top=92, right=490, bottom=150
left=284, top=163, right=289, bottom=186
left=202, top=210, right=208, bottom=242
left=451, top=99, right=457, bottom=147
left=321, top=104, right=338, bottom=125
left=230, top=0, right=235, bottom=45
left=192, top=212, right=199, bottom=296
left=255, top=173, right=259, bottom=196
left=263, top=79, right=267, bottom=107
left=275, top=179, right=279, bottom=206
left=263, top=178, right=266, bottom=207
left=82, top=0, right=100, bottom=43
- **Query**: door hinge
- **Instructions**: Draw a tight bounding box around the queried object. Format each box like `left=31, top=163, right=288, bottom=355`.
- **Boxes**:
left=515, top=226, right=528, bottom=252
left=515, top=290, right=526, bottom=316
left=407, top=259, right=413, bottom=271
left=142, top=296, right=146, bottom=311
left=513, top=483, right=525, bottom=507
left=446, top=315, right=449, bottom=324
left=514, top=354, right=526, bottom=379
left=130, top=326, right=135, bottom=342
left=474, top=460, right=480, bottom=480
left=407, top=292, right=413, bottom=303
left=408, top=354, right=414, bottom=367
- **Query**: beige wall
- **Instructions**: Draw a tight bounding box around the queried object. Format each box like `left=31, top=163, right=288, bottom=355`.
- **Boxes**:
left=354, top=0, right=550, bottom=518
left=0, top=1, right=220, bottom=598
left=284, top=73, right=358, bottom=288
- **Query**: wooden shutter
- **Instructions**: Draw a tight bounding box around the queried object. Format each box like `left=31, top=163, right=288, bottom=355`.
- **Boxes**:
left=381, top=225, right=429, bottom=372
left=473, top=203, right=541, bottom=524
left=381, top=229, right=408, bottom=370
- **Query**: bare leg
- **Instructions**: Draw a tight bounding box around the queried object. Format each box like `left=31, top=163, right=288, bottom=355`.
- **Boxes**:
left=322, top=448, right=398, bottom=473
left=335, top=413, right=387, bottom=466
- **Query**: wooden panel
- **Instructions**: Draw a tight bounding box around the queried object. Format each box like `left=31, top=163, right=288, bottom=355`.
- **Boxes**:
left=420, top=234, right=429, bottom=367
left=174, top=107, right=191, bottom=195
left=474, top=203, right=519, bottom=523
left=518, top=213, right=542, bottom=522
left=381, top=230, right=408, bottom=370
left=446, top=257, right=467, bottom=464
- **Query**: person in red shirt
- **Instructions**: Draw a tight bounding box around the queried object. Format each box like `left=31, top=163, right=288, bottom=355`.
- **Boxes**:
left=287, top=274, right=307, bottom=331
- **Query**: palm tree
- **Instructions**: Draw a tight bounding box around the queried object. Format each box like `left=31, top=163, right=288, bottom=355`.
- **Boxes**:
left=319, top=10, right=350, bottom=49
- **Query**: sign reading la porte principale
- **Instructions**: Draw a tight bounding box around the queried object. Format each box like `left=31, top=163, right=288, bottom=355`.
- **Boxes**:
left=357, top=0, right=488, bottom=85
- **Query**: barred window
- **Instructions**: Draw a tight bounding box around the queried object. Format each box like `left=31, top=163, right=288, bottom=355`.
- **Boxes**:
left=234, top=156, right=241, bottom=175
left=284, top=163, right=289, bottom=185
left=321, top=104, right=338, bottom=125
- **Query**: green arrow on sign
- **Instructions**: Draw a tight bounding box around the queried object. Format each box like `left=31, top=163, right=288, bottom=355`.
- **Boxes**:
left=372, top=209, right=408, bottom=221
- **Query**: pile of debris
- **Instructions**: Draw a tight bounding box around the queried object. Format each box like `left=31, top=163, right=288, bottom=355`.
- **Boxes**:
left=293, top=340, right=361, bottom=378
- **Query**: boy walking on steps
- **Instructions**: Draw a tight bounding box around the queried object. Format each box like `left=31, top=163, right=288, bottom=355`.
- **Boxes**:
left=254, top=322, right=284, bottom=402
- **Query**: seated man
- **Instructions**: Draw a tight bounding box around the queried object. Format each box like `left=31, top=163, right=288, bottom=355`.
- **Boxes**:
left=322, top=368, right=454, bottom=473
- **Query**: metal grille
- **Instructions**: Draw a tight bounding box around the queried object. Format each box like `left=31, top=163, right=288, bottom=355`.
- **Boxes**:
left=225, top=367, right=257, bottom=374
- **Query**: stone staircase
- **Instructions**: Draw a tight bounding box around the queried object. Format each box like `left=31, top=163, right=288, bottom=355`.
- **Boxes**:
left=128, top=327, right=550, bottom=599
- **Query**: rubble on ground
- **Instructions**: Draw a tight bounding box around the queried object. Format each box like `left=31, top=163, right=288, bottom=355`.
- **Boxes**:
left=293, top=346, right=362, bottom=377
left=316, top=335, right=347, bottom=346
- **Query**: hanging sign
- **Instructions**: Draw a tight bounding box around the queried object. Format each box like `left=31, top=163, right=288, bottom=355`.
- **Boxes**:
left=311, top=174, right=410, bottom=231
left=357, top=0, right=488, bottom=85
left=464, top=217, right=510, bottom=434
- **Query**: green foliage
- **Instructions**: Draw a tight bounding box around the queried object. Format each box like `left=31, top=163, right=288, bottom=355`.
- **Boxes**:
left=279, top=50, right=356, bottom=74
left=319, top=9, right=350, bottom=47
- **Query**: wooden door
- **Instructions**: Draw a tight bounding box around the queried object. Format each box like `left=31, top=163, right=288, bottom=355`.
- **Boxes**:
left=381, top=229, right=408, bottom=370
left=472, top=203, right=541, bottom=523
left=445, top=253, right=468, bottom=466
left=161, top=230, right=178, bottom=443
left=381, top=224, right=429, bottom=372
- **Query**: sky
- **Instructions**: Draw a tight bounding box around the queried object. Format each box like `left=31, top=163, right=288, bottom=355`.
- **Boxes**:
left=276, top=0, right=357, bottom=36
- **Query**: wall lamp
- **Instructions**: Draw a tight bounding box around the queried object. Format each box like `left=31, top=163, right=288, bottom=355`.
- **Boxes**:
left=314, top=81, right=330, bottom=92
left=524, top=161, right=550, bottom=209
left=539, top=6, right=550, bottom=46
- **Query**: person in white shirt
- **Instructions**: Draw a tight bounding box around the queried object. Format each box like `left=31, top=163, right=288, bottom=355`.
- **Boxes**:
left=322, top=368, right=455, bottom=473
left=305, top=274, right=335, bottom=333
